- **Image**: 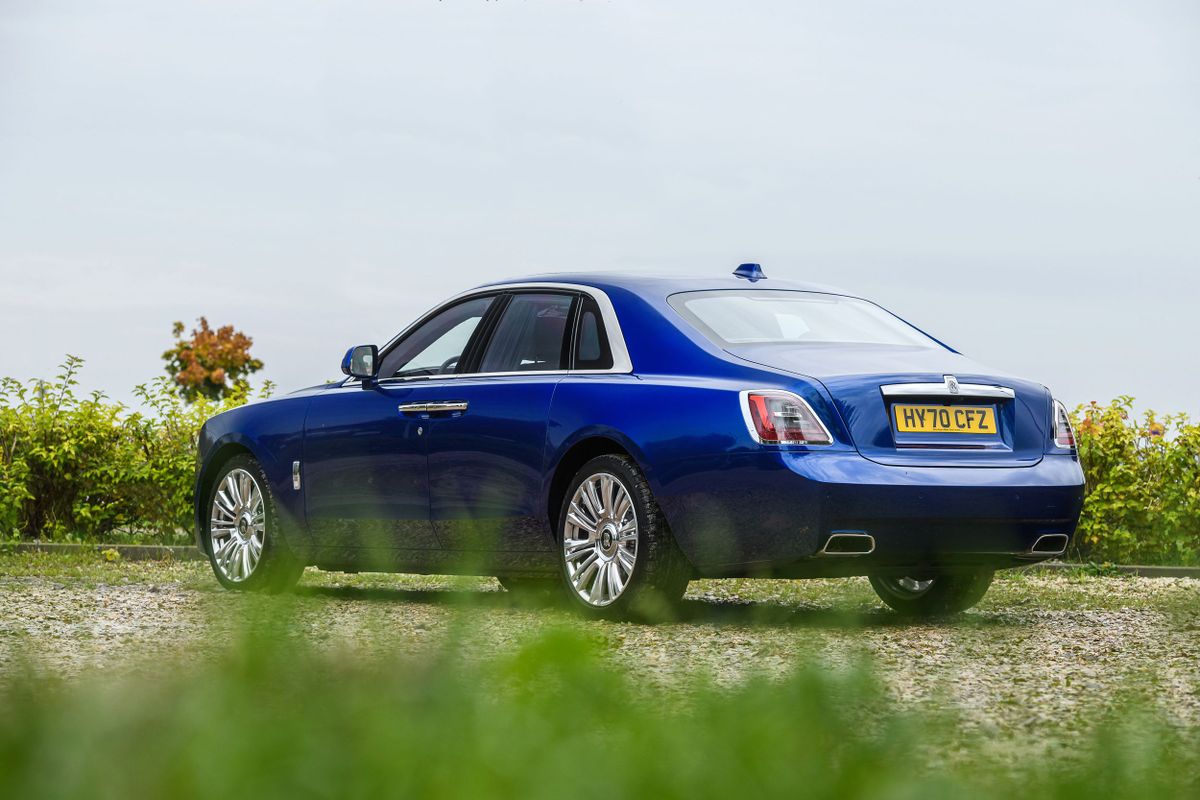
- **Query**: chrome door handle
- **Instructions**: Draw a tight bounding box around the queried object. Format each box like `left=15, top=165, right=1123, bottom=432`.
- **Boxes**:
left=397, top=401, right=467, bottom=415
left=424, top=401, right=468, bottom=413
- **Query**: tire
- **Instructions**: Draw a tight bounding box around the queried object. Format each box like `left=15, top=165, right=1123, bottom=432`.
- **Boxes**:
left=204, top=454, right=305, bottom=593
left=556, top=455, right=690, bottom=621
left=868, top=569, right=994, bottom=617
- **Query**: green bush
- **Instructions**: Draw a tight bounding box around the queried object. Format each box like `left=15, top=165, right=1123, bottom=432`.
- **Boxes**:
left=1071, top=398, right=1200, bottom=566
left=0, top=357, right=269, bottom=542
left=0, top=622, right=1195, bottom=799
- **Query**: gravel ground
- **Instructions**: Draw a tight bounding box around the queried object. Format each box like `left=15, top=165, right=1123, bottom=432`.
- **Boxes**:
left=1, top=553, right=1196, bottom=750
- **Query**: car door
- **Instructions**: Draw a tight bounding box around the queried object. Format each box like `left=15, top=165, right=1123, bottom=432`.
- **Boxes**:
left=302, top=294, right=499, bottom=554
left=425, top=290, right=577, bottom=553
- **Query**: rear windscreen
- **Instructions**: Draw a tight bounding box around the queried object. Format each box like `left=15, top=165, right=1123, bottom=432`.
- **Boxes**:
left=668, top=290, right=939, bottom=348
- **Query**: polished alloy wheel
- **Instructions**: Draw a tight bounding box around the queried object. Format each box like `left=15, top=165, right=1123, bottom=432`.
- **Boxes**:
left=209, top=468, right=266, bottom=583
left=895, top=576, right=935, bottom=594
left=563, top=472, right=638, bottom=607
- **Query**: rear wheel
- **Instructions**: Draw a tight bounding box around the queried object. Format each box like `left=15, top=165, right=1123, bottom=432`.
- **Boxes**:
left=205, top=454, right=304, bottom=593
left=869, top=569, right=994, bottom=616
left=557, top=455, right=690, bottom=621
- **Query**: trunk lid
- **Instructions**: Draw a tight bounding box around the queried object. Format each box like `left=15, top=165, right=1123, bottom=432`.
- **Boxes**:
left=730, top=342, right=1050, bottom=467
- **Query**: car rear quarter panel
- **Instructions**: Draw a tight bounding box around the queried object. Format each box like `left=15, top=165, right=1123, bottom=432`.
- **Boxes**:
left=546, top=369, right=852, bottom=570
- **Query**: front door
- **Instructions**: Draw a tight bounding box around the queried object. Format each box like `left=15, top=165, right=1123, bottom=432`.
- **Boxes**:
left=301, top=294, right=499, bottom=556
left=303, top=383, right=436, bottom=553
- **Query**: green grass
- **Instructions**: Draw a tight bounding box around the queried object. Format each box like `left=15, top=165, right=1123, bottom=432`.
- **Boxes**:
left=1, top=552, right=1197, bottom=798
left=0, top=607, right=1196, bottom=800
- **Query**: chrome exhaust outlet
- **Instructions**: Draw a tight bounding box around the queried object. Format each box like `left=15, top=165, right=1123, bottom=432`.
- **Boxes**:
left=819, top=532, right=876, bottom=556
left=1028, top=533, right=1069, bottom=556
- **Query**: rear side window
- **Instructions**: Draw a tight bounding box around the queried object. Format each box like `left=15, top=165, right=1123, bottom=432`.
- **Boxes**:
left=479, top=293, right=574, bottom=373
left=572, top=295, right=613, bottom=370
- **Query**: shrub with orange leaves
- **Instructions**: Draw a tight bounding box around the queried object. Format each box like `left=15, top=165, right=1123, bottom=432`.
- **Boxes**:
left=162, top=318, right=264, bottom=402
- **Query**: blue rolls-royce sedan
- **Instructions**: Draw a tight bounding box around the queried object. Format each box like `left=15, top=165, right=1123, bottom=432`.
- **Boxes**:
left=195, top=264, right=1084, bottom=618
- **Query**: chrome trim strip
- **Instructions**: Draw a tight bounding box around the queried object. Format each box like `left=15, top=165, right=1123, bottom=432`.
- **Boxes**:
left=880, top=382, right=1015, bottom=399
left=738, top=388, right=835, bottom=446
left=383, top=369, right=583, bottom=385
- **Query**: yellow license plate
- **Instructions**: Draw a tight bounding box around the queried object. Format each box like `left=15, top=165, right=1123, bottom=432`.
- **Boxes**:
left=893, top=404, right=997, bottom=434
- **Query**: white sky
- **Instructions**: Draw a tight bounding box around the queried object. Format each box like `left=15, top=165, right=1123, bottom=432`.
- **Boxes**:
left=1, top=1, right=1197, bottom=414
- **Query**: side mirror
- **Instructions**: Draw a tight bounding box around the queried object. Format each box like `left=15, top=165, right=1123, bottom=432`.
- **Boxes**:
left=341, top=345, right=379, bottom=383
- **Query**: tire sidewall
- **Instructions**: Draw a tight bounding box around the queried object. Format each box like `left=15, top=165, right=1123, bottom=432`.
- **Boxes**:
left=869, top=570, right=994, bottom=617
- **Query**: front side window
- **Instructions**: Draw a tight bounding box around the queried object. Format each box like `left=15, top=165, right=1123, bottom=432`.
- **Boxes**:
left=377, top=295, right=494, bottom=379
left=479, top=293, right=574, bottom=373
left=668, top=290, right=940, bottom=349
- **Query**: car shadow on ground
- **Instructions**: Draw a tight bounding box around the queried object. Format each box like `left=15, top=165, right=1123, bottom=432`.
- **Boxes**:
left=674, top=598, right=1014, bottom=630
left=292, top=584, right=1016, bottom=631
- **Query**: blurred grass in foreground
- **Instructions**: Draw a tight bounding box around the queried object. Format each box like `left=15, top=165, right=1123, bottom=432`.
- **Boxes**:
left=0, top=607, right=1195, bottom=800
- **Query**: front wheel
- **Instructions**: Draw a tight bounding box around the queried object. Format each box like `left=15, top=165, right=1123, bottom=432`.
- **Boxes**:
left=869, top=570, right=994, bottom=617
left=205, top=454, right=304, bottom=593
left=557, top=455, right=690, bottom=621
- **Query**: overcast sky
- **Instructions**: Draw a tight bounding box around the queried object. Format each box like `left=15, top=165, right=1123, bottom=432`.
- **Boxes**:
left=1, top=1, right=1197, bottom=414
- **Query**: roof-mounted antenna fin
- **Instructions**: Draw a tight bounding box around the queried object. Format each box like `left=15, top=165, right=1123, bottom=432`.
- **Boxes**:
left=733, top=263, right=766, bottom=282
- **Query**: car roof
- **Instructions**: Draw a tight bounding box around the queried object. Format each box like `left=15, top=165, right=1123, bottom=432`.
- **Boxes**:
left=476, top=272, right=859, bottom=300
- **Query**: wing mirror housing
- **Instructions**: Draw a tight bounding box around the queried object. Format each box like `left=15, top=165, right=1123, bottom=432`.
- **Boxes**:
left=341, top=345, right=379, bottom=386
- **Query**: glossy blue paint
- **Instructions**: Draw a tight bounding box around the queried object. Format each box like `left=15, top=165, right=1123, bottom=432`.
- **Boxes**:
left=195, top=272, right=1085, bottom=578
left=424, top=375, right=559, bottom=552
left=339, top=347, right=356, bottom=377
left=303, top=382, right=437, bottom=551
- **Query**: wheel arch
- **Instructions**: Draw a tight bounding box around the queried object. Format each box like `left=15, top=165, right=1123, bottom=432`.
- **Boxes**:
left=193, top=440, right=258, bottom=554
left=545, top=434, right=644, bottom=536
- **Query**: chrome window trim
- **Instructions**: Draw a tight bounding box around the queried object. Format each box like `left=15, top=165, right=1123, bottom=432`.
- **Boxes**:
left=345, top=282, right=634, bottom=387
left=880, top=382, right=1015, bottom=399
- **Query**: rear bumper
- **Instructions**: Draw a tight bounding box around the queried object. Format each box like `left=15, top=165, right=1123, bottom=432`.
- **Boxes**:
left=655, top=450, right=1085, bottom=577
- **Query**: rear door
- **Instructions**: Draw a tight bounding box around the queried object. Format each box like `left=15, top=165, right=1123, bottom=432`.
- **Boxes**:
left=424, top=290, right=577, bottom=553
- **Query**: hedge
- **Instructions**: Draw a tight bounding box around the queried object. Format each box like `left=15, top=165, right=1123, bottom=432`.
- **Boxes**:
left=1070, top=397, right=1199, bottom=565
left=0, top=357, right=267, bottom=543
left=1, top=361, right=1196, bottom=565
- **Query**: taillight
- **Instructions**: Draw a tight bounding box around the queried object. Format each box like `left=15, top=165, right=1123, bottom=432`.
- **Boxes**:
left=742, top=390, right=833, bottom=446
left=1052, top=400, right=1075, bottom=449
